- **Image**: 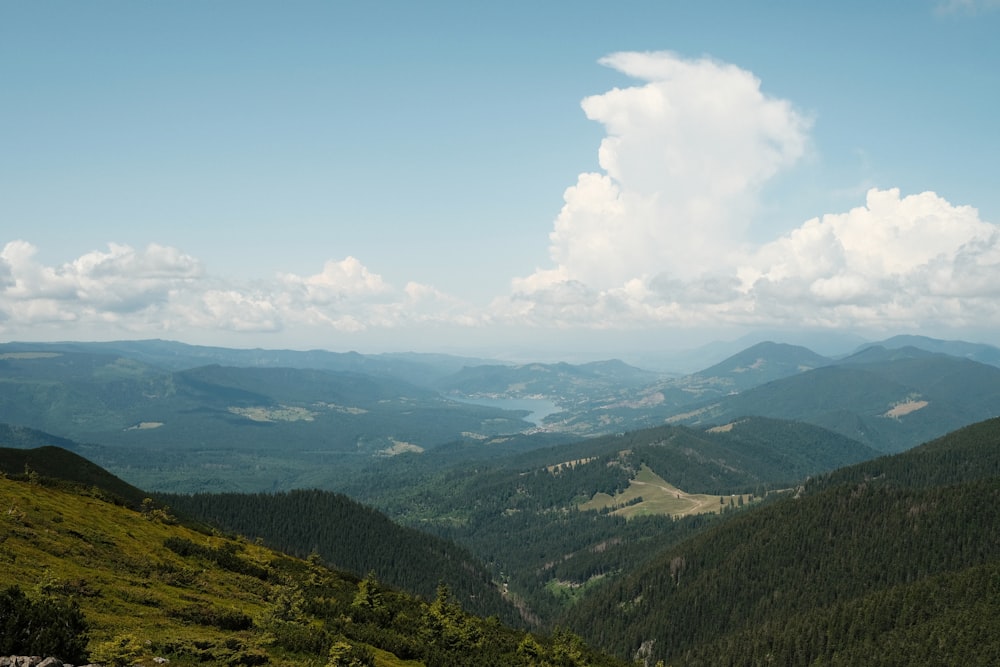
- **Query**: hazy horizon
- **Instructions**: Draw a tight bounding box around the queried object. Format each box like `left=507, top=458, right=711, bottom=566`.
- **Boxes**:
left=4, top=1, right=999, bottom=359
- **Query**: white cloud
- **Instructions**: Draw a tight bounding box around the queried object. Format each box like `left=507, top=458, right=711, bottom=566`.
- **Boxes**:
left=742, top=188, right=1000, bottom=327
left=4, top=51, right=1000, bottom=351
left=0, top=241, right=203, bottom=322
left=278, top=256, right=390, bottom=305
left=0, top=242, right=479, bottom=342
left=498, top=51, right=1000, bottom=338
left=541, top=51, right=811, bottom=290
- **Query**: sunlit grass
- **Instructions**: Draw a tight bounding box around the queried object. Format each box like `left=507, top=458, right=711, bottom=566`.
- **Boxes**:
left=579, top=464, right=755, bottom=518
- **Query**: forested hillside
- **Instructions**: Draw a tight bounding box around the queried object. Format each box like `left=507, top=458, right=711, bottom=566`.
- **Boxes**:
left=671, top=347, right=1000, bottom=452
left=334, top=418, right=875, bottom=624
left=564, top=417, right=1000, bottom=665
left=160, top=488, right=523, bottom=626
left=0, top=467, right=624, bottom=666
left=0, top=348, right=537, bottom=491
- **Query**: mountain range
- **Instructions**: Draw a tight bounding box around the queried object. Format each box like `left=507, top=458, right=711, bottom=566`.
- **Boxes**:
left=3, top=414, right=999, bottom=664
left=4, top=336, right=1000, bottom=493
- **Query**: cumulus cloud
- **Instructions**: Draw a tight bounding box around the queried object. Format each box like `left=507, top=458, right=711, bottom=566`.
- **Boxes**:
left=0, top=241, right=203, bottom=323
left=741, top=188, right=1000, bottom=328
left=543, top=51, right=811, bottom=289
left=278, top=257, right=390, bottom=305
left=4, top=50, right=1000, bottom=349
left=0, top=241, right=478, bottom=342
left=497, top=51, right=1000, bottom=337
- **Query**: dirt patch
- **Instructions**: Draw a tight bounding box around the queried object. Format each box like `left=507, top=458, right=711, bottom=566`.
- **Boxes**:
left=707, top=422, right=736, bottom=433
left=883, top=400, right=929, bottom=418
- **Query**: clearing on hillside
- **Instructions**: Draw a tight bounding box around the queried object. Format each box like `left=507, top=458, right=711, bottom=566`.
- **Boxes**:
left=579, top=464, right=754, bottom=519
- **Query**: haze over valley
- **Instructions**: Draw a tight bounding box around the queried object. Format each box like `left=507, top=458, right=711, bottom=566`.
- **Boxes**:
left=3, top=333, right=1000, bottom=665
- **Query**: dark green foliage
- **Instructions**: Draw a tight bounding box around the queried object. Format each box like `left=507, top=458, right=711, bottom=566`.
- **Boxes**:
left=327, top=637, right=375, bottom=666
left=335, top=418, right=873, bottom=625
left=812, top=415, right=1000, bottom=491
left=564, top=417, right=1000, bottom=664
left=0, top=585, right=89, bottom=663
left=160, top=489, right=521, bottom=624
left=0, top=442, right=148, bottom=507
left=268, top=620, right=331, bottom=654
left=163, top=536, right=270, bottom=580
left=174, top=604, right=254, bottom=631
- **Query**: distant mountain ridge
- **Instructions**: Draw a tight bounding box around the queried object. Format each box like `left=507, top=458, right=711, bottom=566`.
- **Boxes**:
left=433, top=358, right=663, bottom=399
left=1, top=338, right=502, bottom=387
left=691, top=341, right=831, bottom=391
left=0, top=347, right=531, bottom=448
left=857, top=334, right=1000, bottom=367
left=4, top=335, right=999, bottom=491
left=669, top=345, right=1000, bottom=452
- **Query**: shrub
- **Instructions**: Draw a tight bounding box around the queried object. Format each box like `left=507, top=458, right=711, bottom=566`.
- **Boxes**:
left=0, top=585, right=89, bottom=664
left=90, top=633, right=146, bottom=667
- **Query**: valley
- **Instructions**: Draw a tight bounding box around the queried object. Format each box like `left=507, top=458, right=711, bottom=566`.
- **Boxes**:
left=2, top=335, right=1000, bottom=665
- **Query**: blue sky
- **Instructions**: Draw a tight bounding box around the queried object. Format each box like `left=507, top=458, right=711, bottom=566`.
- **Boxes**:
left=2, top=0, right=1000, bottom=362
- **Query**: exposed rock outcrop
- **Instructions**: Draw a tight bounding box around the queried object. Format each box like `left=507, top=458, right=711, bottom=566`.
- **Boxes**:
left=0, top=657, right=104, bottom=667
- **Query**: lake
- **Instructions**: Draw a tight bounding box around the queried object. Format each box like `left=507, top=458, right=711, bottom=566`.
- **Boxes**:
left=451, top=396, right=561, bottom=425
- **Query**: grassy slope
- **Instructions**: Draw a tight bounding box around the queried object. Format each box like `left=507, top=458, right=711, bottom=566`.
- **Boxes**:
left=579, top=464, right=756, bottom=518
left=0, top=441, right=149, bottom=507
left=0, top=476, right=281, bottom=664
left=0, top=473, right=625, bottom=667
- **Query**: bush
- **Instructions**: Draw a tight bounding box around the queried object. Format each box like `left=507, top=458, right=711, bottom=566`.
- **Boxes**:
left=327, top=638, right=375, bottom=667
left=0, top=585, right=89, bottom=664
left=90, top=633, right=145, bottom=667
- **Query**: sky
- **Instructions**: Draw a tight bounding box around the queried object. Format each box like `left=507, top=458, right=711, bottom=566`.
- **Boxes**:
left=2, top=0, right=1000, bottom=364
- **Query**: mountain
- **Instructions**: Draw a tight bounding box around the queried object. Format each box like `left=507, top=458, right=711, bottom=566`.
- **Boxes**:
left=632, top=330, right=865, bottom=374
left=689, top=340, right=831, bottom=391
left=668, top=346, right=1000, bottom=452
left=0, top=438, right=542, bottom=627
left=433, top=358, right=663, bottom=400
left=339, top=417, right=878, bottom=624
left=0, top=338, right=503, bottom=386
left=534, top=341, right=833, bottom=435
left=564, top=417, right=1000, bottom=665
left=856, top=334, right=1000, bottom=367
left=0, top=348, right=536, bottom=491
left=0, top=436, right=147, bottom=508
left=0, top=467, right=624, bottom=666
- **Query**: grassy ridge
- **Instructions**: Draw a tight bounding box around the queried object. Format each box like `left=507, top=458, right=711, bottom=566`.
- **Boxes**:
left=0, top=474, right=625, bottom=666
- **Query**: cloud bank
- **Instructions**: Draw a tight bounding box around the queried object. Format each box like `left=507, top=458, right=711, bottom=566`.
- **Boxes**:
left=492, top=52, right=1000, bottom=336
left=3, top=51, right=999, bottom=350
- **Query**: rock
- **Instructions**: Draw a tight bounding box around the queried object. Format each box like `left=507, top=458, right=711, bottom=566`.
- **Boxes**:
left=0, top=659, right=103, bottom=667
